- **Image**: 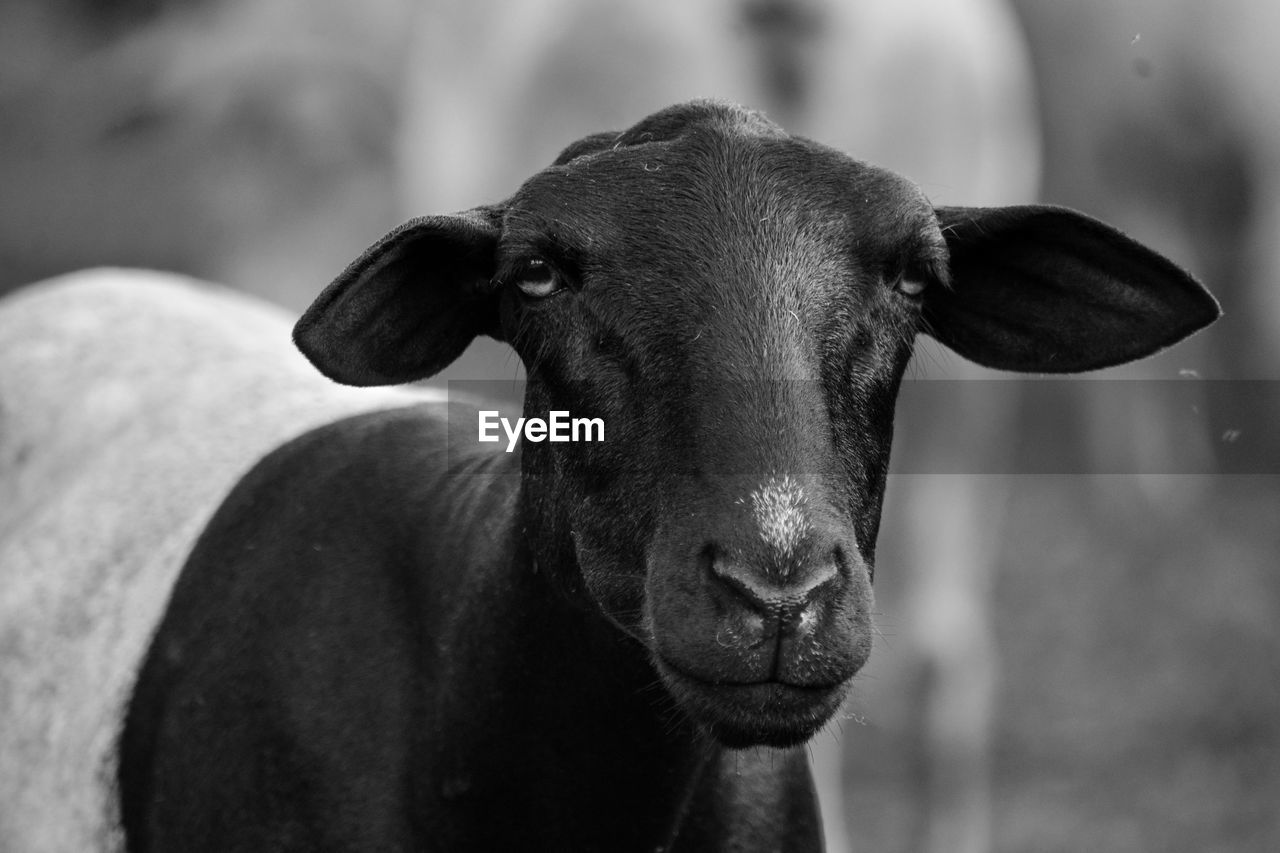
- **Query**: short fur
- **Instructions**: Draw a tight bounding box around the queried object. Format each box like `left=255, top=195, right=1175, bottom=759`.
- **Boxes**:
left=0, top=272, right=427, bottom=851
left=0, top=100, right=1217, bottom=852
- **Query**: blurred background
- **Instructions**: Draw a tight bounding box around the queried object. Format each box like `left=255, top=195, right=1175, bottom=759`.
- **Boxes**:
left=2, top=1, right=1276, bottom=850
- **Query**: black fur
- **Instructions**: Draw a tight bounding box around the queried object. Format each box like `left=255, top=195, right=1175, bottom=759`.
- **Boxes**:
left=121, top=99, right=1219, bottom=851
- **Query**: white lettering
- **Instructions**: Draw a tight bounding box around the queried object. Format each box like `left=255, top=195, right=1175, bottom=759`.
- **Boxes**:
left=478, top=411, right=500, bottom=442
left=573, top=417, right=604, bottom=442
left=502, top=416, right=525, bottom=453
left=549, top=410, right=570, bottom=441
left=477, top=411, right=606, bottom=452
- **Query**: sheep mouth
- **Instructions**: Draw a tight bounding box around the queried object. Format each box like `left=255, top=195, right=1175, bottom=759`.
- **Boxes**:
left=654, top=655, right=849, bottom=748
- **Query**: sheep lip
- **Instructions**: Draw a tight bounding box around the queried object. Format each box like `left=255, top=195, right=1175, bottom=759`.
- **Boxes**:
left=653, top=655, right=849, bottom=748
left=654, top=654, right=845, bottom=692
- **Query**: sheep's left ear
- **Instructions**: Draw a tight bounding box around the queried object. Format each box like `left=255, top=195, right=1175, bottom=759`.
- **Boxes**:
left=294, top=209, right=502, bottom=386
left=924, top=205, right=1220, bottom=373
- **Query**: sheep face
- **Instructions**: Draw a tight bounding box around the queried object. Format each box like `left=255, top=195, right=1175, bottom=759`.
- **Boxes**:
left=294, top=100, right=1218, bottom=748
left=501, top=111, right=934, bottom=746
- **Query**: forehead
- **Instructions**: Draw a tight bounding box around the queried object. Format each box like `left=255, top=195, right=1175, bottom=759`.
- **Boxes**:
left=505, top=126, right=937, bottom=262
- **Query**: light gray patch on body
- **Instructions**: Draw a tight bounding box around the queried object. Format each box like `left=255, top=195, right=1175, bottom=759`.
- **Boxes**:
left=749, top=475, right=811, bottom=572
left=0, top=270, right=440, bottom=852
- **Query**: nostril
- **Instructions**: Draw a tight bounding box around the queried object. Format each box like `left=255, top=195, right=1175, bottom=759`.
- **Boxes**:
left=707, top=547, right=840, bottom=626
left=708, top=556, right=772, bottom=612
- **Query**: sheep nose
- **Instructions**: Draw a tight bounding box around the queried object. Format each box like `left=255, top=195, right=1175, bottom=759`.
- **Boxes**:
left=708, top=552, right=840, bottom=635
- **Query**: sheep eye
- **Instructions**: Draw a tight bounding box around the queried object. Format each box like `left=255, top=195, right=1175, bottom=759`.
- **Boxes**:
left=896, top=276, right=927, bottom=297
left=513, top=259, right=561, bottom=298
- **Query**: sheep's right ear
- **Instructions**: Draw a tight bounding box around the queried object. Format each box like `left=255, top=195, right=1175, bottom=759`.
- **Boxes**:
left=294, top=209, right=501, bottom=386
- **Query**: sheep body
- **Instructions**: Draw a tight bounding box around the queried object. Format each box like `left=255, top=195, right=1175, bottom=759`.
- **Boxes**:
left=0, top=101, right=1217, bottom=852
left=0, top=271, right=429, bottom=851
